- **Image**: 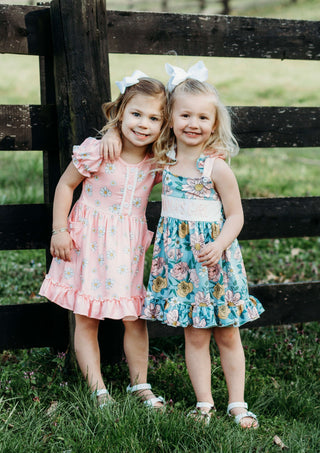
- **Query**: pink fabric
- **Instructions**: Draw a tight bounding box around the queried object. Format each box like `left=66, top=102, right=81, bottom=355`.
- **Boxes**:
left=39, top=137, right=161, bottom=320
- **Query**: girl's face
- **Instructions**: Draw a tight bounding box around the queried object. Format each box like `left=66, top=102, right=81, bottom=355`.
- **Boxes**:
left=120, top=93, right=164, bottom=151
left=171, top=93, right=216, bottom=150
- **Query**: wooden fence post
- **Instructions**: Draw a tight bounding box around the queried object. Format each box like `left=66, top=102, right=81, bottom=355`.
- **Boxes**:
left=221, top=0, right=230, bottom=15
left=198, top=0, right=206, bottom=12
left=49, top=0, right=124, bottom=363
left=161, top=0, right=168, bottom=11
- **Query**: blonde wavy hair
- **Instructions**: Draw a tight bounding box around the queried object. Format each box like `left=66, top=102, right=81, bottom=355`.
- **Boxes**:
left=153, top=78, right=239, bottom=167
left=100, top=78, right=167, bottom=154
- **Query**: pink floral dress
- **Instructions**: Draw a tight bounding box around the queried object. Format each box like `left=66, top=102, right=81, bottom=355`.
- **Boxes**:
left=40, top=137, right=160, bottom=320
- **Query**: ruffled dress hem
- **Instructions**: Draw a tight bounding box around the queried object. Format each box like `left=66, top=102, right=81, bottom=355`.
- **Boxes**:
left=140, top=295, right=264, bottom=329
left=39, top=276, right=144, bottom=321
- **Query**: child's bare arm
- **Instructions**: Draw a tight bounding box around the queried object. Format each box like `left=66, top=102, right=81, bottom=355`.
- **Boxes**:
left=99, top=128, right=122, bottom=162
left=198, top=159, right=243, bottom=267
left=50, top=162, right=85, bottom=262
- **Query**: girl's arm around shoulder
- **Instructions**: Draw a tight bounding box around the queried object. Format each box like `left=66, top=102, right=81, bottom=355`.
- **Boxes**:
left=198, top=159, right=244, bottom=267
left=99, top=127, right=122, bottom=162
left=50, top=162, right=85, bottom=262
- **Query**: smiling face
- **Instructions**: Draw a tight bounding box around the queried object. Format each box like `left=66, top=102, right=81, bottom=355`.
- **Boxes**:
left=171, top=92, right=217, bottom=151
left=120, top=93, right=164, bottom=153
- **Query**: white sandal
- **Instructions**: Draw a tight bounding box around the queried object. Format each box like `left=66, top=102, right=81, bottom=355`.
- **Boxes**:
left=91, top=388, right=113, bottom=409
left=187, top=402, right=216, bottom=425
left=227, top=402, right=259, bottom=428
left=127, top=383, right=165, bottom=409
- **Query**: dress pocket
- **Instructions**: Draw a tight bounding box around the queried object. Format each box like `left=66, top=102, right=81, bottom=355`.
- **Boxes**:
left=68, top=221, right=83, bottom=249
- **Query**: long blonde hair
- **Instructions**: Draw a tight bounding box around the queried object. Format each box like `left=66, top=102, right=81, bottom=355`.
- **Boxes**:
left=153, top=78, right=239, bottom=167
left=100, top=78, right=167, bottom=154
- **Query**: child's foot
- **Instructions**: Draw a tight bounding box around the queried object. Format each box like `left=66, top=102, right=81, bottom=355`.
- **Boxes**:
left=227, top=402, right=258, bottom=429
left=91, top=388, right=114, bottom=409
left=127, top=383, right=165, bottom=409
left=187, top=402, right=216, bottom=425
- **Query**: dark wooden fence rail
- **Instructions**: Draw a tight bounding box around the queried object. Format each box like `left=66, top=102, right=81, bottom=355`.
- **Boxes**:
left=0, top=2, right=319, bottom=353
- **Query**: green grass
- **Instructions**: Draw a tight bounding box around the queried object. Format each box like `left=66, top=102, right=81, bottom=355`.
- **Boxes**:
left=1, top=322, right=320, bottom=452
left=0, top=151, right=44, bottom=205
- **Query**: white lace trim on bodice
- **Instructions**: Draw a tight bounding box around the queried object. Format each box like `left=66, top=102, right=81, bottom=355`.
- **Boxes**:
left=161, top=194, right=222, bottom=222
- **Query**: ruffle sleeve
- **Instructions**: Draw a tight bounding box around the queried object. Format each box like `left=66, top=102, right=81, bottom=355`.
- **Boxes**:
left=72, top=137, right=103, bottom=177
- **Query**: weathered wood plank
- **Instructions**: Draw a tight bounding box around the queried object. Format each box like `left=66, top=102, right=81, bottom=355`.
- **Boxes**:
left=231, top=107, right=320, bottom=148
left=241, top=197, right=320, bottom=240
left=148, top=280, right=320, bottom=338
left=1, top=281, right=319, bottom=348
left=107, top=10, right=320, bottom=60
left=1, top=197, right=318, bottom=251
left=0, top=105, right=58, bottom=151
left=0, top=303, right=69, bottom=350
left=0, top=204, right=51, bottom=250
left=50, top=0, right=117, bottom=361
left=0, top=4, right=52, bottom=56
left=39, top=53, right=62, bottom=208
left=146, top=197, right=320, bottom=241
left=50, top=0, right=111, bottom=170
left=1, top=105, right=319, bottom=150
left=0, top=302, right=124, bottom=361
left=1, top=6, right=320, bottom=60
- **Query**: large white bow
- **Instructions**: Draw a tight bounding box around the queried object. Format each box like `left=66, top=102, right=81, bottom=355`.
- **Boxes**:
left=116, top=70, right=148, bottom=94
left=165, top=61, right=208, bottom=92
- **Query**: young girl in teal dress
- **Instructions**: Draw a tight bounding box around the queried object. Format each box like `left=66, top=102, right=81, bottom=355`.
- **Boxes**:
left=140, top=61, right=265, bottom=428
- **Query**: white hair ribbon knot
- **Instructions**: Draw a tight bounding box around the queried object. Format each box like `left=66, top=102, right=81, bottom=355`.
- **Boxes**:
left=165, top=61, right=208, bottom=92
left=115, top=70, right=148, bottom=94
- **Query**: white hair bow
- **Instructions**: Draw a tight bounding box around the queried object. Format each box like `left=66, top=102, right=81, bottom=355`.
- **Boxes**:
left=165, top=61, right=208, bottom=92
left=115, top=70, right=148, bottom=94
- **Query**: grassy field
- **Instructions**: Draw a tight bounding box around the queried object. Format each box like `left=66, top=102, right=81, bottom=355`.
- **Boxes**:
left=0, top=0, right=320, bottom=451
left=1, top=322, right=320, bottom=452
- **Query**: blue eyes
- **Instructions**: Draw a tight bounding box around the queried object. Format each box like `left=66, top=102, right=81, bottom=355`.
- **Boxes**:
left=181, top=115, right=208, bottom=120
left=131, top=112, right=159, bottom=121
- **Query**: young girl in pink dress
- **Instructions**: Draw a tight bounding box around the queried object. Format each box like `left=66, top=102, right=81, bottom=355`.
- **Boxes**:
left=40, top=73, right=166, bottom=408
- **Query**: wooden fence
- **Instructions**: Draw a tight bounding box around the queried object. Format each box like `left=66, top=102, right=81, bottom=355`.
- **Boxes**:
left=0, top=0, right=319, bottom=357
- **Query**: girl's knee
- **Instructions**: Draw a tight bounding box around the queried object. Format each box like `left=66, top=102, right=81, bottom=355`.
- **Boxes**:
left=123, top=318, right=147, bottom=333
left=185, top=327, right=212, bottom=349
left=214, top=326, right=241, bottom=348
left=75, top=314, right=99, bottom=333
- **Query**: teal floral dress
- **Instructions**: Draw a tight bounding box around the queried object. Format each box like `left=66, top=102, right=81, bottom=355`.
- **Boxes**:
left=141, top=155, right=264, bottom=328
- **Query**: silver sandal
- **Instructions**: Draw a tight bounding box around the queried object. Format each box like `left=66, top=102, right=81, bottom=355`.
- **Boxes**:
left=91, top=388, right=113, bottom=409
left=227, top=402, right=259, bottom=428
left=187, top=402, right=216, bottom=425
left=127, top=383, right=165, bottom=409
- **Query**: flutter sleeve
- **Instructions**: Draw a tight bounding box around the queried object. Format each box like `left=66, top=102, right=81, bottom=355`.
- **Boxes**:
left=72, top=137, right=103, bottom=177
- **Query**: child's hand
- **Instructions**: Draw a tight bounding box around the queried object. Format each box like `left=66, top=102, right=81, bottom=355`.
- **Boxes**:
left=198, top=242, right=223, bottom=267
left=100, top=128, right=122, bottom=162
left=50, top=232, right=73, bottom=262
left=203, top=148, right=226, bottom=160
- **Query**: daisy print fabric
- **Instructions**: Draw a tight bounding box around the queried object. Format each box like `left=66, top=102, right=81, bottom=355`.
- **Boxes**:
left=40, top=137, right=161, bottom=320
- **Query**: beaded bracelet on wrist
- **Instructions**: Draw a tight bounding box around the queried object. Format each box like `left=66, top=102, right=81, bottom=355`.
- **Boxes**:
left=52, top=227, right=68, bottom=236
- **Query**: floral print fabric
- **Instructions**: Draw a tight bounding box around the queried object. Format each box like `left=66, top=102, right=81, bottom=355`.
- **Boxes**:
left=141, top=155, right=264, bottom=328
left=40, top=137, right=160, bottom=320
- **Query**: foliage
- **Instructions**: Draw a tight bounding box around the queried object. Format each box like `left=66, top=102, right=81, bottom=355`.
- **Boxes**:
left=1, top=322, right=319, bottom=452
